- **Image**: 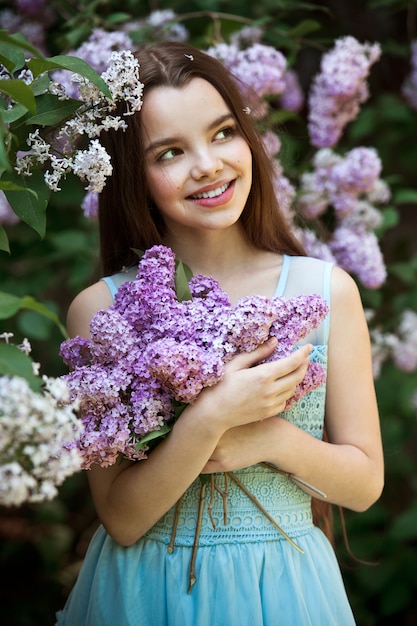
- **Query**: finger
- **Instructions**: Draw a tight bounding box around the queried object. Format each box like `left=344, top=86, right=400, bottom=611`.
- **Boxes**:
left=226, top=337, right=278, bottom=372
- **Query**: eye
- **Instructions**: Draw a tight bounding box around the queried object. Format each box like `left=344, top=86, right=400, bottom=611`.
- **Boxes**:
left=157, top=147, right=182, bottom=162
left=214, top=125, right=237, bottom=141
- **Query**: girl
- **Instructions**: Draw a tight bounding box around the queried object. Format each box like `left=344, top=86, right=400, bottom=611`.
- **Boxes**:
left=56, top=41, right=384, bottom=625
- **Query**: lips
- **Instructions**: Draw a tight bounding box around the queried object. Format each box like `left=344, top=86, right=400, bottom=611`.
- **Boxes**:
left=189, top=182, right=231, bottom=200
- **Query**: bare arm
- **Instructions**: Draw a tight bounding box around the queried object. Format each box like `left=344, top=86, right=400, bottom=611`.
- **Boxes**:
left=203, top=266, right=384, bottom=512
left=67, top=281, right=312, bottom=546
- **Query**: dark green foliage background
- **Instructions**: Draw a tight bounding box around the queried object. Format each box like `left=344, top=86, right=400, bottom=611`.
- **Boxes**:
left=1, top=1, right=417, bottom=624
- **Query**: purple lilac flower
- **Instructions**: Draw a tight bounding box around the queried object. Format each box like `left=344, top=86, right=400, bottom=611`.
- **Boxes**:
left=280, top=69, right=304, bottom=112
left=402, top=41, right=417, bottom=110
left=15, top=0, right=47, bottom=16
left=60, top=245, right=329, bottom=468
left=207, top=42, right=286, bottom=114
left=295, top=228, right=336, bottom=263
left=81, top=192, right=99, bottom=220
left=308, top=36, right=381, bottom=147
left=298, top=147, right=384, bottom=219
left=329, top=226, right=387, bottom=288
left=0, top=191, right=19, bottom=225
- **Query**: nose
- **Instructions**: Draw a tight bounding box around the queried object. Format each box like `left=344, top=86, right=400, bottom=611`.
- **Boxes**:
left=190, top=147, right=223, bottom=180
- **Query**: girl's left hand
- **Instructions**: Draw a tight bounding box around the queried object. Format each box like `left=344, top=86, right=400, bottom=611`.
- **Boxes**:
left=201, top=419, right=277, bottom=473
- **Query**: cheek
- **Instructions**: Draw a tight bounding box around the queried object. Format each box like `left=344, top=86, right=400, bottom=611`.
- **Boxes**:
left=147, top=170, right=176, bottom=204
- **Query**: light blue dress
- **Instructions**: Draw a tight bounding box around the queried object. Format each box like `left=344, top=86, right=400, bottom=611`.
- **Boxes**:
left=56, top=255, right=356, bottom=626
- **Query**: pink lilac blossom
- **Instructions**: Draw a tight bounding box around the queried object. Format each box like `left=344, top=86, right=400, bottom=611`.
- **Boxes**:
left=60, top=245, right=329, bottom=469
left=402, top=41, right=417, bottom=110
left=308, top=36, right=381, bottom=147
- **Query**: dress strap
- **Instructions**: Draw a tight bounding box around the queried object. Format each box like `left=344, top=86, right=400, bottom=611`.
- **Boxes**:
left=100, top=266, right=137, bottom=301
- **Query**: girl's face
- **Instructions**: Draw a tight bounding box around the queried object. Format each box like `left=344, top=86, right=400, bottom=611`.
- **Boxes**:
left=141, top=77, right=252, bottom=238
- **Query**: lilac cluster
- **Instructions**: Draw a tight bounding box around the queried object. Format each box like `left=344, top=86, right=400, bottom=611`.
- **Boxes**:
left=297, top=147, right=389, bottom=288
left=402, top=41, right=417, bottom=110
left=308, top=36, right=381, bottom=147
left=60, top=246, right=329, bottom=469
left=207, top=42, right=287, bottom=116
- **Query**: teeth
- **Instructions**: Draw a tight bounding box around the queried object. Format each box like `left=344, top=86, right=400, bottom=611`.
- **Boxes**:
left=192, top=182, right=229, bottom=199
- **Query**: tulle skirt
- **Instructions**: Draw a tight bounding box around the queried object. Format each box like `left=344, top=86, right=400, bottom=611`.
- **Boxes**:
left=56, top=468, right=355, bottom=626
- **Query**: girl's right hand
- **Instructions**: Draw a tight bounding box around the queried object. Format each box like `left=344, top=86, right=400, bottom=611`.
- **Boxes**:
left=187, top=338, right=312, bottom=434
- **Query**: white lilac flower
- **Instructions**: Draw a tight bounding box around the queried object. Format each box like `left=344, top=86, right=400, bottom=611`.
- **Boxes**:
left=52, top=29, right=135, bottom=99
left=308, top=36, right=381, bottom=147
left=144, top=9, right=189, bottom=42
left=369, top=327, right=398, bottom=378
left=15, top=51, right=143, bottom=194
left=391, top=310, right=417, bottom=372
left=60, top=245, right=329, bottom=469
left=71, top=139, right=113, bottom=193
left=0, top=373, right=82, bottom=507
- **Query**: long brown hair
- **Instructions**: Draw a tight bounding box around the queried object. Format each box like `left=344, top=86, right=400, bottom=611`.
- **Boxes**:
left=98, top=41, right=305, bottom=275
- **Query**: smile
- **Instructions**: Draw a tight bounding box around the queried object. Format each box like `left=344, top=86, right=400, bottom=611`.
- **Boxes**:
left=189, top=182, right=230, bottom=199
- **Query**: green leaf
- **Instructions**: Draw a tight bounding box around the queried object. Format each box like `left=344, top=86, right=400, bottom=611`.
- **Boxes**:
left=0, top=30, right=43, bottom=60
left=393, top=188, right=417, bottom=205
left=0, top=342, right=41, bottom=391
left=288, top=19, right=321, bottom=38
left=0, top=79, right=36, bottom=113
left=0, top=179, right=37, bottom=193
left=25, top=93, right=82, bottom=126
left=0, top=101, right=29, bottom=124
left=135, top=423, right=172, bottom=450
left=0, top=291, right=67, bottom=337
left=0, top=45, right=25, bottom=74
left=0, top=224, right=10, bottom=253
left=3, top=170, right=50, bottom=238
left=0, top=130, right=11, bottom=172
left=175, top=259, right=193, bottom=302
left=27, top=55, right=111, bottom=98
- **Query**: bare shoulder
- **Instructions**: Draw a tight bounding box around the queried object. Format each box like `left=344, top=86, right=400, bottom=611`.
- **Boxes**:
left=331, top=265, right=363, bottom=311
left=330, top=264, right=361, bottom=303
left=329, top=264, right=369, bottom=339
left=67, top=280, right=114, bottom=338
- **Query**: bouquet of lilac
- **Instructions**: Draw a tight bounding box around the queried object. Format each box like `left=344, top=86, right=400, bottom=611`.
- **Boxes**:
left=60, top=245, right=329, bottom=469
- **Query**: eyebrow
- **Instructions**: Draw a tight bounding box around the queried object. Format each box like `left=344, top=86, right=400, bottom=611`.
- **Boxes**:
left=144, top=112, right=235, bottom=155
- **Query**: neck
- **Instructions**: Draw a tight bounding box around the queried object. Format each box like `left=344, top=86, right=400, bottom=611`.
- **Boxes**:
left=163, top=225, right=257, bottom=279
